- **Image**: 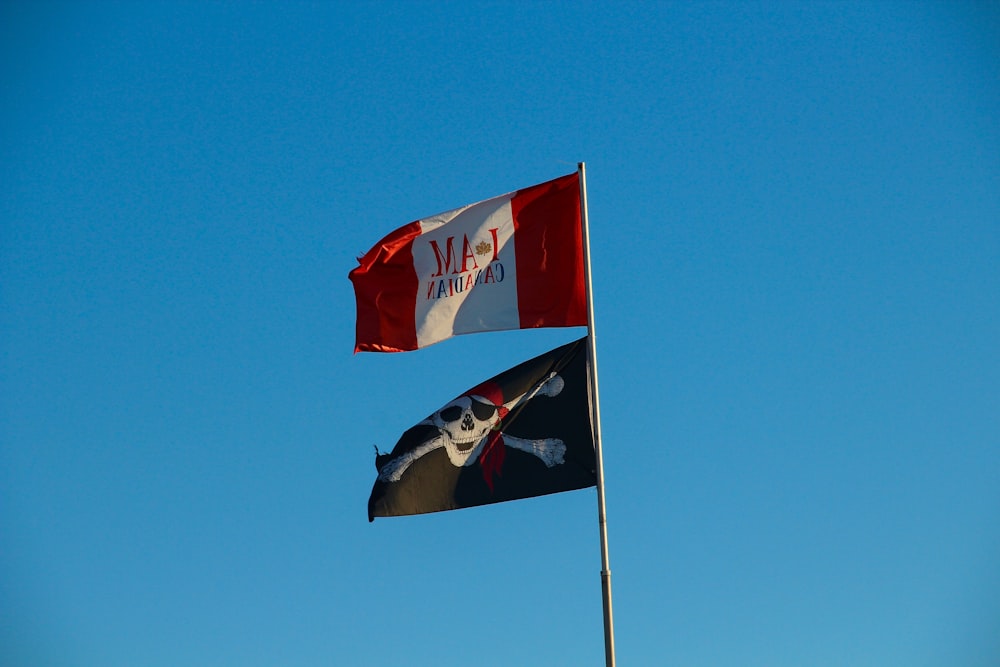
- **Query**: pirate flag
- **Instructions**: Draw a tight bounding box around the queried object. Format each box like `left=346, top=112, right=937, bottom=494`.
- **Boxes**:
left=368, top=337, right=597, bottom=520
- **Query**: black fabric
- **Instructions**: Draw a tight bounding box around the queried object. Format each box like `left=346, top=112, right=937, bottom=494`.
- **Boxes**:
left=368, top=337, right=597, bottom=520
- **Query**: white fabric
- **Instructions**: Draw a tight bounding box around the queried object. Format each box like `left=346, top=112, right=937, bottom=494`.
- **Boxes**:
left=412, top=194, right=520, bottom=348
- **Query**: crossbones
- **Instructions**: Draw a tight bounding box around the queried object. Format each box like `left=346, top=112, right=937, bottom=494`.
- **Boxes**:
left=377, top=372, right=567, bottom=483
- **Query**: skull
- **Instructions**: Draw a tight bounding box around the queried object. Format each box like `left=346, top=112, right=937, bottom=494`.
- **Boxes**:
left=430, top=394, right=501, bottom=467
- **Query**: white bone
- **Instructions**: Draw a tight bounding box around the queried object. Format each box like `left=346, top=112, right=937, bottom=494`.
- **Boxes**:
left=501, top=434, right=566, bottom=467
left=501, top=372, right=563, bottom=413
left=377, top=434, right=446, bottom=482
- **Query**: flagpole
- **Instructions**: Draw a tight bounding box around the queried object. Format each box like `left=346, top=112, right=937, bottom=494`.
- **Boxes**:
left=578, top=162, right=616, bottom=667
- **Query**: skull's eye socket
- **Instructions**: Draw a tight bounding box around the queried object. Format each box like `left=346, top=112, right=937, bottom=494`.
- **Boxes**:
left=470, top=399, right=497, bottom=421
left=439, top=406, right=463, bottom=422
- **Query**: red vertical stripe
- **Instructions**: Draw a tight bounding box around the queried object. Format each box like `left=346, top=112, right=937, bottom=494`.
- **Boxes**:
left=349, top=221, right=422, bottom=352
left=510, top=172, right=588, bottom=330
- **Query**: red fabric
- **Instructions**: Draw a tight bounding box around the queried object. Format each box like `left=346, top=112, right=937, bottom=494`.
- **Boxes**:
left=479, top=431, right=506, bottom=492
left=468, top=379, right=503, bottom=406
left=469, top=380, right=509, bottom=491
left=349, top=221, right=422, bottom=353
left=511, top=172, right=588, bottom=330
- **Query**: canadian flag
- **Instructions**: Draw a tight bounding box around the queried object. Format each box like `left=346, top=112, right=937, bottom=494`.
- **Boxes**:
left=350, top=172, right=587, bottom=352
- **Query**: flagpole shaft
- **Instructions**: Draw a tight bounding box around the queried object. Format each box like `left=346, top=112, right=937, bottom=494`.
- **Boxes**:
left=578, top=162, right=616, bottom=667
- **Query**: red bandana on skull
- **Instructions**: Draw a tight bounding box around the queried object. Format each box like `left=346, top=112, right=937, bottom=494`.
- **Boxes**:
left=468, top=380, right=508, bottom=491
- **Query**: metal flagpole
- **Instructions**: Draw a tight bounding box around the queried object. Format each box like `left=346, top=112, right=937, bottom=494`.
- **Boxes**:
left=578, top=162, right=616, bottom=667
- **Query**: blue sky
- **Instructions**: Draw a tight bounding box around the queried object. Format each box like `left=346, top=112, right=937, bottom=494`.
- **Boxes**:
left=2, top=2, right=998, bottom=666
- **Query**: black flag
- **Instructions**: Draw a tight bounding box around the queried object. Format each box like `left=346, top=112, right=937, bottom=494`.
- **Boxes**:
left=368, top=337, right=597, bottom=520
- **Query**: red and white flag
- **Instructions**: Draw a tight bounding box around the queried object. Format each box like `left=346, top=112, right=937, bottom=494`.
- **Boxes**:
left=350, top=172, right=587, bottom=352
